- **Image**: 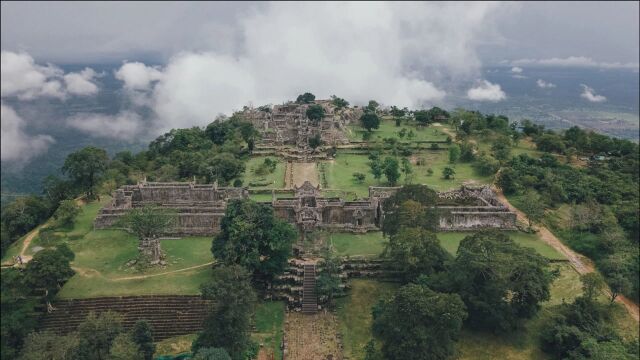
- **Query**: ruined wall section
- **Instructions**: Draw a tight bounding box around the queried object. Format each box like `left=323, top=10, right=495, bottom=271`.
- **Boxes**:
left=94, top=182, right=248, bottom=236
left=240, top=100, right=361, bottom=149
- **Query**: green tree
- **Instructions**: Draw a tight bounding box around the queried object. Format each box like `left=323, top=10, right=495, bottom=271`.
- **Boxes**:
left=384, top=227, right=451, bottom=282
left=369, top=158, right=383, bottom=182
left=306, top=104, right=325, bottom=124
left=520, top=190, right=545, bottom=230
left=580, top=273, right=605, bottom=303
left=450, top=231, right=552, bottom=332
left=400, top=157, right=413, bottom=184
left=193, top=265, right=256, bottom=360
left=108, top=333, right=142, bottom=360
left=381, top=185, right=439, bottom=236
left=382, top=157, right=400, bottom=185
left=201, top=153, right=246, bottom=185
left=193, top=347, right=232, bottom=360
left=212, top=200, right=296, bottom=282
left=1, top=269, right=39, bottom=359
left=119, top=206, right=177, bottom=264
left=442, top=166, right=455, bottom=179
left=308, top=134, right=322, bottom=149
left=352, top=172, right=366, bottom=184
left=316, top=249, right=344, bottom=306
left=20, top=331, right=79, bottom=360
left=491, top=136, right=512, bottom=161
left=366, top=100, right=380, bottom=112
left=73, top=311, right=124, bottom=360
left=24, top=247, right=75, bottom=305
left=607, top=272, right=631, bottom=304
left=330, top=95, right=349, bottom=109
left=360, top=112, right=380, bottom=132
left=131, top=320, right=155, bottom=360
left=372, top=284, right=467, bottom=360
left=62, top=146, right=109, bottom=199
left=473, top=153, right=500, bottom=176
left=53, top=199, right=81, bottom=228
left=295, top=92, right=316, bottom=104
left=448, top=144, right=461, bottom=163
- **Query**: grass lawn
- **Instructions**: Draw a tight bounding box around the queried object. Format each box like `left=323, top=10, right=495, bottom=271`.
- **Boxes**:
left=329, top=232, right=386, bottom=258
left=19, top=197, right=218, bottom=299
left=335, top=279, right=398, bottom=359
left=254, top=301, right=285, bottom=359
left=437, top=231, right=565, bottom=260
left=242, top=156, right=285, bottom=188
left=346, top=119, right=450, bottom=142
left=335, top=264, right=636, bottom=360
left=323, top=151, right=492, bottom=198
left=248, top=192, right=293, bottom=202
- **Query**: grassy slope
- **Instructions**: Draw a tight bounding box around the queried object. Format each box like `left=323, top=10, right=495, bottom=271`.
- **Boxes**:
left=323, top=150, right=492, bottom=198
left=325, top=231, right=563, bottom=261
left=346, top=119, right=450, bottom=142
left=8, top=196, right=216, bottom=299
left=254, top=301, right=285, bottom=359
left=336, top=264, right=637, bottom=360
left=242, top=156, right=286, bottom=188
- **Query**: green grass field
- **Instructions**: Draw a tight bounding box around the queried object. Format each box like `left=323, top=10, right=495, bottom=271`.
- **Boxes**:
left=254, top=301, right=285, bottom=359
left=323, top=151, right=493, bottom=198
left=335, top=279, right=397, bottom=359
left=437, top=231, right=565, bottom=260
left=346, top=119, right=450, bottom=142
left=242, top=156, right=286, bottom=188
left=329, top=232, right=386, bottom=258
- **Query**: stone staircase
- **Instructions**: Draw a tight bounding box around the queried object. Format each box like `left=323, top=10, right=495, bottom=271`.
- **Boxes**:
left=39, top=295, right=212, bottom=341
left=302, top=264, right=318, bottom=314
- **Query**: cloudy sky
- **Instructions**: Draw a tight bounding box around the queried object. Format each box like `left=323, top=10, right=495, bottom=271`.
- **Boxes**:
left=1, top=1, right=638, bottom=163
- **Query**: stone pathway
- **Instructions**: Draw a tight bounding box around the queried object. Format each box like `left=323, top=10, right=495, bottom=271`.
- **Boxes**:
left=284, top=311, right=342, bottom=360
left=289, top=162, right=319, bottom=188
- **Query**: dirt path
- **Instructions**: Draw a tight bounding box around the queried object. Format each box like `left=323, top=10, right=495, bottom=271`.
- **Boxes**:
left=290, top=162, right=319, bottom=188
left=432, top=122, right=456, bottom=138
left=70, top=261, right=215, bottom=282
left=284, top=311, right=342, bottom=360
left=494, top=187, right=639, bottom=322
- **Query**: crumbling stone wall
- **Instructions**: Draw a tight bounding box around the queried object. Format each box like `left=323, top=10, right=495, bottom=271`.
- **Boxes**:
left=240, top=100, right=361, bottom=149
left=95, top=181, right=516, bottom=236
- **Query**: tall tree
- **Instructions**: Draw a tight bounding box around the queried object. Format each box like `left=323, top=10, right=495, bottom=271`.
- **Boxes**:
left=448, top=144, right=461, bottom=163
left=381, top=185, right=440, bottom=236
left=62, top=146, right=109, bottom=199
left=449, top=231, right=552, bottom=332
left=73, top=311, right=124, bottom=360
left=119, top=206, right=176, bottom=264
left=212, top=200, right=296, bottom=282
left=305, top=104, right=325, bottom=124
left=295, top=92, right=315, bottom=104
left=372, top=284, right=467, bottom=360
left=23, top=246, right=75, bottom=308
left=193, top=265, right=256, bottom=360
left=108, top=333, right=143, bottom=360
left=131, top=320, right=155, bottom=360
left=360, top=112, right=380, bottom=132
left=382, top=157, right=400, bottom=185
left=384, top=227, right=451, bottom=282
left=520, top=190, right=545, bottom=230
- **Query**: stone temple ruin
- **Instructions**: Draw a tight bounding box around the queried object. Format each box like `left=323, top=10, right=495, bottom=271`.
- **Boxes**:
left=94, top=181, right=516, bottom=235
left=239, top=100, right=362, bottom=160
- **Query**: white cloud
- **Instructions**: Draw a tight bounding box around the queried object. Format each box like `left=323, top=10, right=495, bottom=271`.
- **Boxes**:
left=114, top=62, right=163, bottom=90
left=66, top=112, right=143, bottom=140
left=63, top=68, right=99, bottom=95
left=511, top=56, right=639, bottom=69
left=511, top=66, right=523, bottom=73
left=536, top=79, right=556, bottom=88
left=580, top=84, right=606, bottom=102
left=1, top=103, right=55, bottom=163
left=512, top=74, right=527, bottom=79
left=467, top=80, right=506, bottom=101
left=131, top=2, right=507, bottom=133
left=1, top=51, right=100, bottom=99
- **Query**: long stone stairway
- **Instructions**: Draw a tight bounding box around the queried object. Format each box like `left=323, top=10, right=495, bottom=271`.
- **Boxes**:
left=301, top=264, right=318, bottom=314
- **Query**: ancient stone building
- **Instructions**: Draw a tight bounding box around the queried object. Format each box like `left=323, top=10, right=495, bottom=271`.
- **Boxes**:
left=95, top=181, right=516, bottom=235
left=239, top=100, right=362, bottom=152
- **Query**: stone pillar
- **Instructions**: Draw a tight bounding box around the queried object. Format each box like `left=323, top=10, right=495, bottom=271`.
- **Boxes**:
left=139, top=237, right=162, bottom=264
